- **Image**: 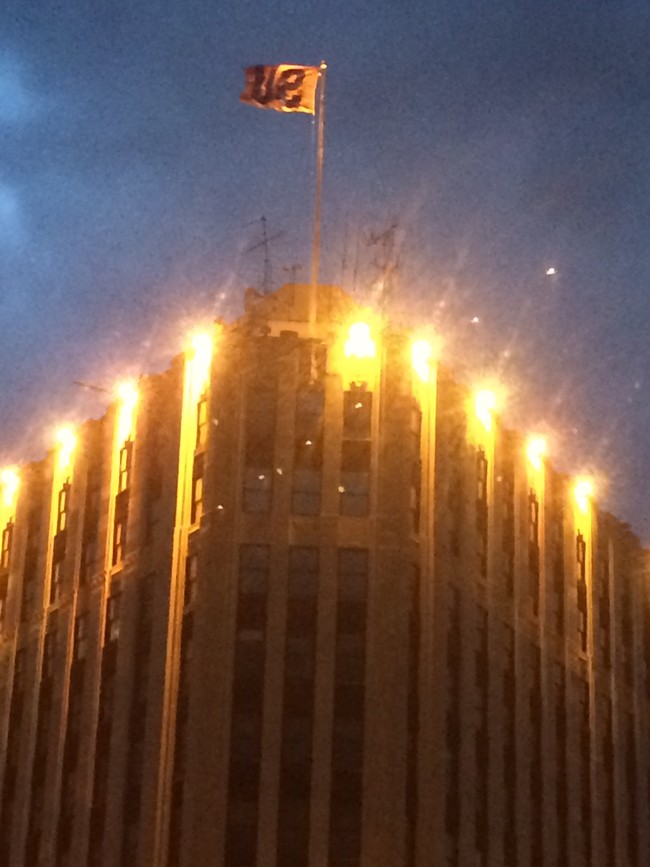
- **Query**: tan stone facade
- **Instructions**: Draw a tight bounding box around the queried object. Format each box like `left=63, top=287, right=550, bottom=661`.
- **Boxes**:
left=0, top=283, right=648, bottom=866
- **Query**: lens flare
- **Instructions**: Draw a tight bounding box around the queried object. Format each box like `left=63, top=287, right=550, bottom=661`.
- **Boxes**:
left=411, top=339, right=433, bottom=383
left=475, top=389, right=496, bottom=433
left=0, top=467, right=19, bottom=509
left=574, top=478, right=593, bottom=514
left=56, top=427, right=77, bottom=471
left=344, top=322, right=376, bottom=359
left=526, top=436, right=547, bottom=472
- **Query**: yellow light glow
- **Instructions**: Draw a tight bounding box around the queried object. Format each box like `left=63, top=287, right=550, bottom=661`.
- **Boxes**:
left=411, top=339, right=433, bottom=383
left=475, top=389, right=496, bottom=433
left=526, top=436, right=547, bottom=472
left=116, top=380, right=138, bottom=446
left=574, top=478, right=593, bottom=514
left=344, top=322, right=376, bottom=359
left=56, top=426, right=77, bottom=471
left=0, top=467, right=19, bottom=509
left=188, top=331, right=213, bottom=403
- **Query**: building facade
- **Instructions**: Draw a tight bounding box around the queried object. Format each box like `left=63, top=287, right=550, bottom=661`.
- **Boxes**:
left=0, top=282, right=649, bottom=867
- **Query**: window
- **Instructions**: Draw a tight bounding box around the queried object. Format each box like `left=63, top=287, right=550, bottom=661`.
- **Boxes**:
left=106, top=587, right=122, bottom=644
left=1, top=521, right=13, bottom=570
left=243, top=468, right=272, bottom=514
left=184, top=554, right=198, bottom=609
left=476, top=449, right=488, bottom=579
left=243, top=357, right=277, bottom=518
left=113, top=518, right=126, bottom=566
left=118, top=440, right=133, bottom=493
left=501, top=462, right=515, bottom=596
left=410, top=404, right=422, bottom=534
left=291, top=470, right=321, bottom=516
left=292, top=388, right=324, bottom=516
left=74, top=614, right=88, bottom=662
left=191, top=455, right=204, bottom=525
left=0, top=575, right=7, bottom=631
left=340, top=440, right=371, bottom=517
left=196, top=391, right=208, bottom=449
left=330, top=548, right=368, bottom=867
left=343, top=386, right=372, bottom=438
left=43, top=630, right=57, bottom=680
left=57, top=482, right=70, bottom=534
left=50, top=557, right=64, bottom=604
left=576, top=533, right=588, bottom=652
left=551, top=498, right=565, bottom=635
left=528, top=491, right=540, bottom=614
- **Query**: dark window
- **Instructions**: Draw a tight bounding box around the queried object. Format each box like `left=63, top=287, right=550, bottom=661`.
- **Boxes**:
left=528, top=491, right=540, bottom=615
left=501, top=461, right=515, bottom=596
left=576, top=533, right=588, bottom=652
left=105, top=587, right=122, bottom=644
left=225, top=545, right=270, bottom=867
left=329, top=548, right=368, bottom=867
left=43, top=629, right=57, bottom=681
left=113, top=517, right=126, bottom=566
left=191, top=454, right=204, bottom=525
left=343, top=386, right=372, bottom=438
left=57, top=482, right=70, bottom=534
left=184, top=554, right=198, bottom=609
left=410, top=404, right=422, bottom=534
left=340, top=441, right=371, bottom=517
left=50, top=556, right=64, bottom=604
left=476, top=448, right=488, bottom=579
left=1, top=521, right=13, bottom=570
left=243, top=468, right=272, bottom=514
left=74, top=614, right=88, bottom=662
left=118, top=440, right=133, bottom=493
left=196, top=391, right=208, bottom=449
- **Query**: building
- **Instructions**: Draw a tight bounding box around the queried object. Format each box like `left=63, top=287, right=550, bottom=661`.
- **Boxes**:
left=0, top=282, right=649, bottom=867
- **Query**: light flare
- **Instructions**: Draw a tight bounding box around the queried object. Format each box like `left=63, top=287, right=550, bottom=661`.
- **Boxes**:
left=574, top=478, right=593, bottom=514
left=0, top=467, right=19, bottom=509
left=475, top=389, right=497, bottom=433
left=56, top=426, right=77, bottom=471
left=411, top=339, right=433, bottom=383
left=116, top=380, right=138, bottom=446
left=344, top=322, right=376, bottom=359
left=526, top=436, right=547, bottom=472
left=188, top=331, right=213, bottom=403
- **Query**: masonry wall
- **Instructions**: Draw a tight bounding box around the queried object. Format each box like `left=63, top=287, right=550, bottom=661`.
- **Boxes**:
left=0, top=283, right=648, bottom=867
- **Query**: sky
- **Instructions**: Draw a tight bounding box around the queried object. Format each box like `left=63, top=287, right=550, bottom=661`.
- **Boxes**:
left=2, top=0, right=650, bottom=538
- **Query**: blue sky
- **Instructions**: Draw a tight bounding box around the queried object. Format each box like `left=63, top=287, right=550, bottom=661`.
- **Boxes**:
left=2, top=0, right=650, bottom=537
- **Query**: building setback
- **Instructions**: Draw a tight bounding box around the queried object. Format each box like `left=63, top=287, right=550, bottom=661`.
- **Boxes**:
left=0, top=282, right=649, bottom=867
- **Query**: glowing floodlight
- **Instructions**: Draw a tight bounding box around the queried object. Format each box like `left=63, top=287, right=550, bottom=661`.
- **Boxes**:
left=526, top=436, right=547, bottom=472
left=0, top=467, right=19, bottom=509
left=411, top=339, right=433, bottom=383
left=56, top=427, right=77, bottom=471
left=344, top=322, right=376, bottom=360
left=116, top=380, right=139, bottom=445
left=574, top=478, right=593, bottom=514
left=475, top=389, right=496, bottom=433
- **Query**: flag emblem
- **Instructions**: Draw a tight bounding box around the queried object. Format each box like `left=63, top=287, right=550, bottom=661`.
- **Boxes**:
left=240, top=64, right=320, bottom=114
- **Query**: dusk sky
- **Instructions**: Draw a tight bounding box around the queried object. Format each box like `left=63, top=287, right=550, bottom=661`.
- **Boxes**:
left=2, top=1, right=650, bottom=538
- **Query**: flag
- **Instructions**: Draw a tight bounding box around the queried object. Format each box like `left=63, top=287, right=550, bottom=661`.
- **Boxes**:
left=240, top=64, right=320, bottom=114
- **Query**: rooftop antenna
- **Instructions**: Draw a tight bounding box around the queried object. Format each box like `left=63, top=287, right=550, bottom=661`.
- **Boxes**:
left=368, top=220, right=400, bottom=310
left=283, top=263, right=303, bottom=284
left=73, top=380, right=110, bottom=394
left=245, top=216, right=284, bottom=294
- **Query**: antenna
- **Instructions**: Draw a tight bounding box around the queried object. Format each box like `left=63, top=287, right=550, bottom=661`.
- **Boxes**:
left=244, top=216, right=284, bottom=294
left=283, top=263, right=303, bottom=284
left=367, top=220, right=400, bottom=309
left=73, top=380, right=110, bottom=394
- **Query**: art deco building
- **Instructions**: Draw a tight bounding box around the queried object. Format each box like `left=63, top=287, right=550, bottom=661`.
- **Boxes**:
left=0, top=282, right=649, bottom=867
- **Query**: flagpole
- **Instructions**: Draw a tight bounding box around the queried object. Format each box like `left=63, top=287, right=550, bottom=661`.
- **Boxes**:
left=309, top=60, right=327, bottom=335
